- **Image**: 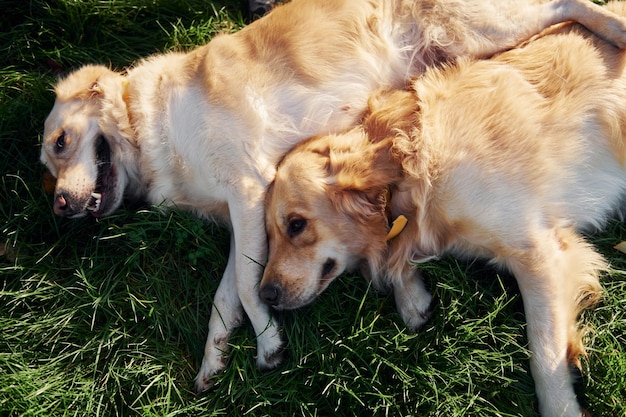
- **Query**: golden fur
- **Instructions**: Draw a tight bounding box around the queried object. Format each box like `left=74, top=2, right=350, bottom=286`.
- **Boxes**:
left=41, top=0, right=626, bottom=395
left=262, top=6, right=626, bottom=416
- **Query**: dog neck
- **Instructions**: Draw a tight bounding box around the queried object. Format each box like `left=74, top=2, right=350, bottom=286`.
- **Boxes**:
left=383, top=186, right=407, bottom=240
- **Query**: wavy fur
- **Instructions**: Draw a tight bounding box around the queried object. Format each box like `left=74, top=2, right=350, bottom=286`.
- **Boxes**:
left=41, top=0, right=626, bottom=398
left=263, top=8, right=626, bottom=415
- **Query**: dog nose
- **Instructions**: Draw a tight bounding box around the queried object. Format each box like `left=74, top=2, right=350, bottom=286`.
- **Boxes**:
left=259, top=283, right=282, bottom=306
left=53, top=193, right=69, bottom=216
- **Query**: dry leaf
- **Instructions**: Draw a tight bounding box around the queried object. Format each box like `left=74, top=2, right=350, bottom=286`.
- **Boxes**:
left=613, top=241, right=626, bottom=254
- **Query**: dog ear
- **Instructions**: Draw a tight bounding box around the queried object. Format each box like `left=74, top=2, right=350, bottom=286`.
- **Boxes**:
left=55, top=65, right=123, bottom=101
left=88, top=81, right=103, bottom=97
left=327, top=136, right=402, bottom=223
left=362, top=88, right=418, bottom=143
left=326, top=86, right=417, bottom=224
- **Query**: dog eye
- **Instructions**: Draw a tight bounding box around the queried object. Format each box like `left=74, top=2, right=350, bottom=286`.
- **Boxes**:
left=287, top=218, right=307, bottom=237
left=55, top=132, right=66, bottom=152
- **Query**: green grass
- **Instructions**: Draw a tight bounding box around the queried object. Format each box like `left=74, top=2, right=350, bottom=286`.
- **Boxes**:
left=1, top=1, right=625, bottom=416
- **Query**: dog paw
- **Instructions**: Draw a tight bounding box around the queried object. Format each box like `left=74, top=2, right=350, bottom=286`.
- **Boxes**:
left=193, top=357, right=226, bottom=393
left=400, top=296, right=435, bottom=332
left=193, top=335, right=230, bottom=393
left=393, top=276, right=434, bottom=332
left=400, top=303, right=433, bottom=333
left=256, top=326, right=285, bottom=370
left=258, top=343, right=286, bottom=370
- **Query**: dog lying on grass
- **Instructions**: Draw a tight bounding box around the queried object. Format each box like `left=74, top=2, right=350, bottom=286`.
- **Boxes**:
left=261, top=4, right=626, bottom=415
left=40, top=0, right=626, bottom=393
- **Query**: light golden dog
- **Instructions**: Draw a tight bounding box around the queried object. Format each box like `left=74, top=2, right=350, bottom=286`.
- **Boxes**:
left=261, top=4, right=626, bottom=416
left=41, top=0, right=626, bottom=393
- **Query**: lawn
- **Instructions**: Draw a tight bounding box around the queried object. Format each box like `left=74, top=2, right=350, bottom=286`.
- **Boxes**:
left=1, top=1, right=625, bottom=416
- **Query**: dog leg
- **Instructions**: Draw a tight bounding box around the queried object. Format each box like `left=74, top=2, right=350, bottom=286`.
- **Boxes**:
left=441, top=0, right=626, bottom=60
left=505, top=227, right=604, bottom=417
left=194, top=237, right=244, bottom=392
left=552, top=0, right=626, bottom=48
left=229, top=191, right=284, bottom=371
left=393, top=268, right=434, bottom=332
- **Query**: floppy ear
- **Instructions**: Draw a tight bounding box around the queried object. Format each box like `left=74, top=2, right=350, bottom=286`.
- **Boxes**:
left=362, top=88, right=418, bottom=142
left=327, top=136, right=402, bottom=223
left=326, top=86, right=417, bottom=223
left=55, top=65, right=124, bottom=101
left=55, top=64, right=135, bottom=147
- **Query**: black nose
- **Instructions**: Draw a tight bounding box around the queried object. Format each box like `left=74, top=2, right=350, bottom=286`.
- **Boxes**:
left=259, top=283, right=282, bottom=306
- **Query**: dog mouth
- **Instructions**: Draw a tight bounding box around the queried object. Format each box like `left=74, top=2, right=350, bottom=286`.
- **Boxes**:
left=86, top=136, right=117, bottom=217
left=261, top=258, right=340, bottom=310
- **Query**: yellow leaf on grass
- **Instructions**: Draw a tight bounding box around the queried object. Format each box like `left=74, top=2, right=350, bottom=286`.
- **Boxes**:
left=613, top=241, right=626, bottom=254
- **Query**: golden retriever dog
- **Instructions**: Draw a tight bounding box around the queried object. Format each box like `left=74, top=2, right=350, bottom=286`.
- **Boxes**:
left=261, top=3, right=626, bottom=415
left=40, top=0, right=626, bottom=393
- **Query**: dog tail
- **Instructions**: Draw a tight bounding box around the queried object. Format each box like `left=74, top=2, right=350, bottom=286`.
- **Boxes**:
left=564, top=230, right=606, bottom=367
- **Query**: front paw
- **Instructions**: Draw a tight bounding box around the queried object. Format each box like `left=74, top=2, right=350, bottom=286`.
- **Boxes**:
left=256, top=326, right=285, bottom=370
left=193, top=348, right=228, bottom=393
left=394, top=279, right=434, bottom=332
left=400, top=297, right=434, bottom=331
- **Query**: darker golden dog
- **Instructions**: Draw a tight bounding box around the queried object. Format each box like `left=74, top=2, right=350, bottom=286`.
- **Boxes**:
left=262, top=5, right=626, bottom=415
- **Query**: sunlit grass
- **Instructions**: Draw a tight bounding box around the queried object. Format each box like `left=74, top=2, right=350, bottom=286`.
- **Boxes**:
left=1, top=1, right=624, bottom=416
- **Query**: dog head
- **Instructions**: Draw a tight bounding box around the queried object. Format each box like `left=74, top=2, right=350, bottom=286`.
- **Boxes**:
left=260, top=88, right=416, bottom=309
left=41, top=64, right=139, bottom=218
